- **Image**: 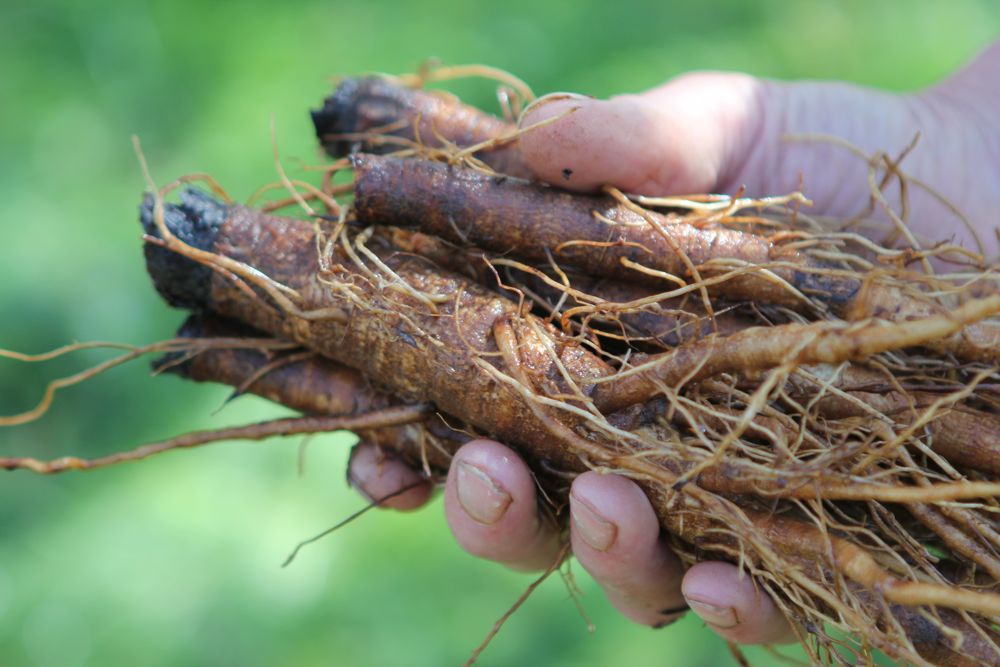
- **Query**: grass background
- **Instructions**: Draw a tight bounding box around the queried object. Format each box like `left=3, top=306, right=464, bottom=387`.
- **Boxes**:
left=0, top=1, right=997, bottom=665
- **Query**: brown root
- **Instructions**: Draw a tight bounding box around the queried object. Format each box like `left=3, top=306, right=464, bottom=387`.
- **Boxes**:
left=134, top=192, right=1000, bottom=665
left=0, top=336, right=295, bottom=427
left=591, top=299, right=1000, bottom=414
left=351, top=153, right=1000, bottom=364
left=0, top=405, right=429, bottom=473
left=312, top=76, right=533, bottom=179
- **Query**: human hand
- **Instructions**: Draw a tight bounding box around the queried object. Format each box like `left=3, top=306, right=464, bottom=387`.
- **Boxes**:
left=518, top=41, right=999, bottom=256
left=349, top=41, right=999, bottom=644
left=351, top=440, right=795, bottom=642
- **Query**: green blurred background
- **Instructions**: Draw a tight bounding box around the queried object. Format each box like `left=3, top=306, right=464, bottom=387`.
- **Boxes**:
left=0, top=1, right=996, bottom=665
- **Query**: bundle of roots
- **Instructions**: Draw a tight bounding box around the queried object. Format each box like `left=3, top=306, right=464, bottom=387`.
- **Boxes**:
left=4, top=68, right=1000, bottom=666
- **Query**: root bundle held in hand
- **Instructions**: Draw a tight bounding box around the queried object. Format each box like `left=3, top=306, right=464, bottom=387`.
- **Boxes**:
left=5, top=70, right=1000, bottom=666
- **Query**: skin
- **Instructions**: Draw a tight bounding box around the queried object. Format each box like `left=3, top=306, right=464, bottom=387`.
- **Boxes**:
left=349, top=41, right=999, bottom=646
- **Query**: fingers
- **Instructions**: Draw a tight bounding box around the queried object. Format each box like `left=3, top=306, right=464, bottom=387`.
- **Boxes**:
left=443, top=439, right=562, bottom=572
left=351, top=441, right=794, bottom=643
left=518, top=73, right=766, bottom=196
left=518, top=73, right=998, bottom=253
left=347, top=439, right=564, bottom=574
left=347, top=443, right=434, bottom=511
left=569, top=471, right=688, bottom=627
left=571, top=472, right=795, bottom=644
left=683, top=561, right=797, bottom=645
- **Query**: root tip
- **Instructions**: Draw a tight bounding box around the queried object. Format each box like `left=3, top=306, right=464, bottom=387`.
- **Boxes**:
left=312, top=77, right=367, bottom=158
left=313, top=76, right=416, bottom=159
left=140, top=188, right=227, bottom=310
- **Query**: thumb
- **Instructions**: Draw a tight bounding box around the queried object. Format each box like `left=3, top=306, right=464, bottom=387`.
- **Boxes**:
left=517, top=72, right=924, bottom=207
left=518, top=72, right=768, bottom=196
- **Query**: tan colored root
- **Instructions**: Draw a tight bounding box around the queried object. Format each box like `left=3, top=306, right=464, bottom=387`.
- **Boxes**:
left=0, top=405, right=428, bottom=473
left=483, top=325, right=1000, bottom=620
left=593, top=295, right=1000, bottom=413
left=1, top=65, right=996, bottom=667
left=159, top=315, right=465, bottom=474
left=119, top=127, right=1000, bottom=664
left=787, top=364, right=1000, bottom=475
left=394, top=62, right=536, bottom=106
left=184, top=199, right=1000, bottom=633
left=350, top=153, right=1000, bottom=367
left=907, top=503, right=1000, bottom=582
left=715, top=476, right=1000, bottom=503
left=169, top=327, right=1000, bottom=506
left=0, top=337, right=295, bottom=427
left=754, top=510, right=1000, bottom=617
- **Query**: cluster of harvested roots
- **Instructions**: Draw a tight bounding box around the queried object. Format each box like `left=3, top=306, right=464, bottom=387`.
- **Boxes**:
left=4, top=69, right=1000, bottom=665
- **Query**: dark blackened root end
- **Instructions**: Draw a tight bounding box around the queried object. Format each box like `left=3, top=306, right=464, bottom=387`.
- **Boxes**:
left=140, top=188, right=228, bottom=311
left=311, top=77, right=363, bottom=158
left=312, top=76, right=414, bottom=159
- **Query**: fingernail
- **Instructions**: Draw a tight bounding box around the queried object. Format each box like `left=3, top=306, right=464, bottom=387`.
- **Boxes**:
left=570, top=495, right=617, bottom=551
left=455, top=460, right=512, bottom=525
left=519, top=92, right=592, bottom=124
left=686, top=598, right=739, bottom=629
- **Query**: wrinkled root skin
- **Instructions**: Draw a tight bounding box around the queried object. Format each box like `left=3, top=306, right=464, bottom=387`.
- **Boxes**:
left=793, top=365, right=1000, bottom=475
left=202, top=204, right=615, bottom=469
left=351, top=153, right=846, bottom=309
left=351, top=154, right=1000, bottom=365
left=143, top=195, right=1000, bottom=666
left=160, top=314, right=464, bottom=473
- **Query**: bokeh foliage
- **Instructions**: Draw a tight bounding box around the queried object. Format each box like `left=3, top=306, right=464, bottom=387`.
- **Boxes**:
left=0, top=1, right=997, bottom=665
